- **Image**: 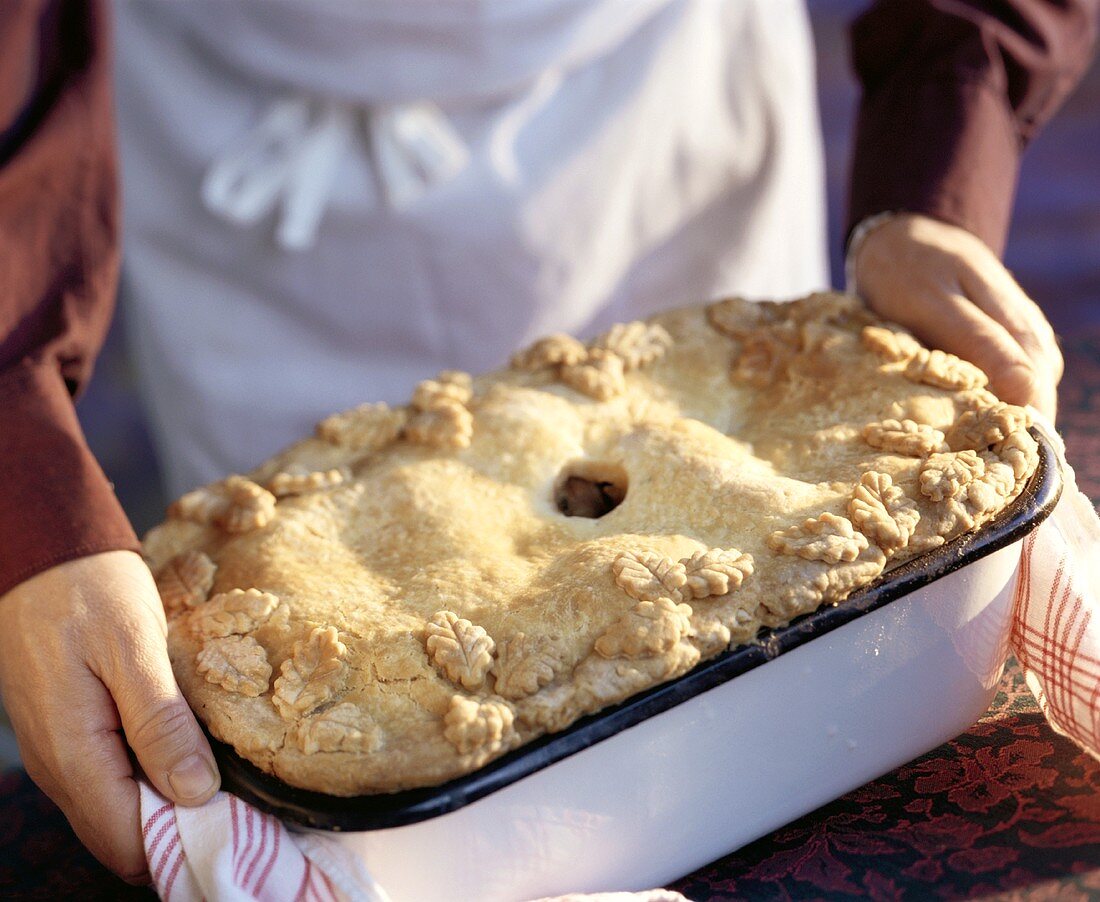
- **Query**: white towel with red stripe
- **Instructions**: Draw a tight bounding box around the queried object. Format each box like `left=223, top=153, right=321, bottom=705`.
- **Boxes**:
left=139, top=781, right=692, bottom=900
left=140, top=783, right=389, bottom=901
left=1009, top=419, right=1100, bottom=761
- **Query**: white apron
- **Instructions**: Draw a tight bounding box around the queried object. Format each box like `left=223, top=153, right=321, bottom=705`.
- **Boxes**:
left=114, top=0, right=828, bottom=497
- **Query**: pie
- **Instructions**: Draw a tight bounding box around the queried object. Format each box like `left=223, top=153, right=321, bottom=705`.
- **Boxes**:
left=142, top=293, right=1040, bottom=796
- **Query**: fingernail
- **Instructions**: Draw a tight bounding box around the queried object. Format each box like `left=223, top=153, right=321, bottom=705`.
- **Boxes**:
left=168, top=755, right=218, bottom=802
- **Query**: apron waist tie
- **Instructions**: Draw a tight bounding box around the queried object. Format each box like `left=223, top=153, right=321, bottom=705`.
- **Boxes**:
left=201, top=95, right=468, bottom=250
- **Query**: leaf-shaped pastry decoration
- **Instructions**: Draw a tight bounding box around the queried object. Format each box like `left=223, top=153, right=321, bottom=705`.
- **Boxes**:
left=862, top=418, right=947, bottom=457
left=731, top=330, right=797, bottom=388
left=946, top=402, right=1030, bottom=452
left=994, top=429, right=1039, bottom=480
left=156, top=550, right=216, bottom=612
left=412, top=371, right=473, bottom=411
left=591, top=321, right=672, bottom=371
left=491, top=634, right=560, bottom=700
left=168, top=483, right=225, bottom=525
left=424, top=611, right=496, bottom=690
left=560, top=349, right=626, bottom=401
left=968, top=453, right=1017, bottom=515
left=297, top=702, right=382, bottom=755
left=919, top=446, right=1023, bottom=544
left=860, top=325, right=921, bottom=362
left=680, top=548, right=754, bottom=599
left=405, top=400, right=474, bottom=449
left=848, top=472, right=920, bottom=554
left=272, top=626, right=348, bottom=719
left=612, top=551, right=688, bottom=603
left=219, top=477, right=279, bottom=533
left=919, top=451, right=985, bottom=502
left=767, top=512, right=870, bottom=564
left=904, top=348, right=988, bottom=391
left=443, top=695, right=517, bottom=757
left=266, top=465, right=349, bottom=498
left=191, top=588, right=279, bottom=639
left=315, top=402, right=406, bottom=451
left=510, top=334, right=588, bottom=371
left=706, top=297, right=789, bottom=339
left=169, top=476, right=277, bottom=534
left=196, top=636, right=271, bottom=697
left=594, top=597, right=694, bottom=659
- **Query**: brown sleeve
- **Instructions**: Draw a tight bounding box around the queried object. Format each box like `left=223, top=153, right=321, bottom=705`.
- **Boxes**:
left=0, top=0, right=139, bottom=599
left=847, top=0, right=1100, bottom=257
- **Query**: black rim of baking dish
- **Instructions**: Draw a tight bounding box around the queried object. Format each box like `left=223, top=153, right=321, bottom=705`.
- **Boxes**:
left=209, top=426, right=1064, bottom=831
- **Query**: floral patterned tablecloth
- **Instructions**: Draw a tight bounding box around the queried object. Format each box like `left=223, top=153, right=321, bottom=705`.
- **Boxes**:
left=2, top=337, right=1098, bottom=901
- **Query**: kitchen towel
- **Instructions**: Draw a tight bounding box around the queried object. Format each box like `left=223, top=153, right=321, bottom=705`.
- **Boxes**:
left=139, top=780, right=690, bottom=901
left=1009, top=419, right=1100, bottom=761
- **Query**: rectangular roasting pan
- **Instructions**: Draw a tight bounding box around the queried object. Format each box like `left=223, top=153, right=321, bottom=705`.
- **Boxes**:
left=210, top=427, right=1062, bottom=902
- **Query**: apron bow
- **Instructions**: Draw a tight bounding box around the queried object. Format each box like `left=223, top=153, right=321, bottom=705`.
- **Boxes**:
left=201, top=96, right=468, bottom=250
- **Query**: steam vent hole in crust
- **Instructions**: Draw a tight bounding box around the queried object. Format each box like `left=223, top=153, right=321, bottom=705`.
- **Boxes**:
left=554, top=460, right=628, bottom=518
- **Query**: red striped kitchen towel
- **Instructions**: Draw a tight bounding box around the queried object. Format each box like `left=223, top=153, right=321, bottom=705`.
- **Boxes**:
left=139, top=779, right=691, bottom=901
left=139, top=781, right=388, bottom=901
left=1009, top=422, right=1100, bottom=761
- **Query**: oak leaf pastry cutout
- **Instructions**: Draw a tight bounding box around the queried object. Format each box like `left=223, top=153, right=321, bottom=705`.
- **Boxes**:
left=862, top=418, right=947, bottom=457
left=266, top=465, right=349, bottom=498
left=491, top=634, right=560, bottom=700
left=144, top=292, right=1043, bottom=797
left=518, top=684, right=578, bottom=733
left=848, top=472, right=920, bottom=555
left=196, top=635, right=272, bottom=697
left=767, top=512, right=870, bottom=564
left=155, top=550, right=216, bottom=612
left=904, top=348, right=988, bottom=392
left=995, top=429, right=1040, bottom=480
left=919, top=442, right=1024, bottom=541
left=860, top=325, right=922, bottom=362
left=443, top=695, right=517, bottom=757
left=169, top=475, right=277, bottom=534
left=424, top=611, right=496, bottom=691
left=316, top=402, right=406, bottom=451
left=510, top=333, right=588, bottom=371
left=919, top=450, right=986, bottom=502
left=612, top=551, right=689, bottom=603
left=591, top=320, right=673, bottom=371
left=412, top=371, right=473, bottom=411
left=594, top=597, right=694, bottom=659
left=405, top=399, right=474, bottom=449
left=560, top=348, right=627, bottom=401
left=297, top=702, right=382, bottom=755
left=764, top=546, right=888, bottom=624
left=191, top=588, right=280, bottom=639
left=946, top=401, right=1030, bottom=452
left=707, top=296, right=791, bottom=339
left=273, top=626, right=348, bottom=719
left=731, top=329, right=798, bottom=387
left=680, top=549, right=754, bottom=600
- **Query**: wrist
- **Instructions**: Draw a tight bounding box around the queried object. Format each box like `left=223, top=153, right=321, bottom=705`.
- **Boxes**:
left=844, top=211, right=899, bottom=293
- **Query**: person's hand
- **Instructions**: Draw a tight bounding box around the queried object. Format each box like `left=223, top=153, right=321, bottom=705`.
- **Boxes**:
left=852, top=213, right=1063, bottom=419
left=0, top=550, right=219, bottom=883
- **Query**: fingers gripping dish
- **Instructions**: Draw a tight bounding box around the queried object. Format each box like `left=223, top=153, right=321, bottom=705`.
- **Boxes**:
left=142, top=293, right=1039, bottom=796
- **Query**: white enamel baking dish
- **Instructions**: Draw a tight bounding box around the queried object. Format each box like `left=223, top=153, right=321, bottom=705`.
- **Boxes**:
left=213, top=428, right=1061, bottom=902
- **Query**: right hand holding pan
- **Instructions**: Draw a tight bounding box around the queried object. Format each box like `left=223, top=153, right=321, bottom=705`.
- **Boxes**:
left=0, top=550, right=220, bottom=883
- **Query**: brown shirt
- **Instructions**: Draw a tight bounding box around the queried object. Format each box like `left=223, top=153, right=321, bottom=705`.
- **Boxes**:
left=0, top=0, right=1096, bottom=597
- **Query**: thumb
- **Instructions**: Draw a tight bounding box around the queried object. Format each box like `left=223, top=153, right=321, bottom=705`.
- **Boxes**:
left=104, top=614, right=221, bottom=806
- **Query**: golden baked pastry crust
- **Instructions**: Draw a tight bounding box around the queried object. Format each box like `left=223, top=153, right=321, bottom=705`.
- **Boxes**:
left=143, top=293, right=1039, bottom=796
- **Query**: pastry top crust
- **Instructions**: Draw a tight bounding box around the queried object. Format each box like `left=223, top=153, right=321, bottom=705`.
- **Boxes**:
left=144, top=293, right=1039, bottom=796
